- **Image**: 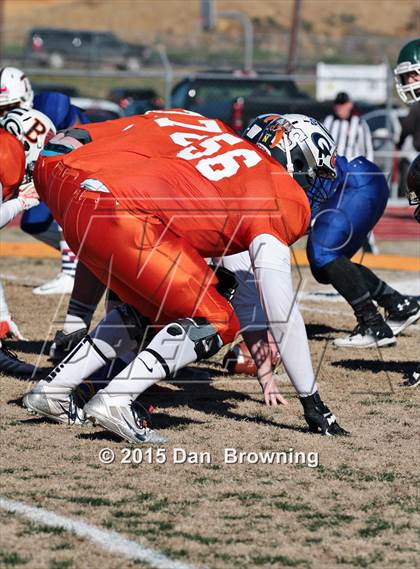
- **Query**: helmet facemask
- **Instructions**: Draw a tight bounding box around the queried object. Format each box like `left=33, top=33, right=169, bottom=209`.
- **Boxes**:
left=394, top=64, right=420, bottom=104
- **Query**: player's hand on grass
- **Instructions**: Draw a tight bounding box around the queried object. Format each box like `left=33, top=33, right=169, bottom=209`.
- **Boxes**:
left=0, top=316, right=26, bottom=340
left=18, top=181, right=40, bottom=210
left=259, top=373, right=288, bottom=407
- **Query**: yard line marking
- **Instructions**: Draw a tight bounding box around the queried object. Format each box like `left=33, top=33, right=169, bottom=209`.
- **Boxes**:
left=0, top=497, right=203, bottom=569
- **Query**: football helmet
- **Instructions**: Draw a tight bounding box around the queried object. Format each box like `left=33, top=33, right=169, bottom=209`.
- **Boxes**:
left=0, top=108, right=56, bottom=172
left=243, top=113, right=337, bottom=212
left=394, top=38, right=420, bottom=104
left=0, top=67, right=34, bottom=115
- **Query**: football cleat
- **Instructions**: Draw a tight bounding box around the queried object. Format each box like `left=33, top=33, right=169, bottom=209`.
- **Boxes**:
left=333, top=320, right=396, bottom=348
left=49, top=327, right=87, bottom=362
left=0, top=344, right=39, bottom=378
left=385, top=297, right=420, bottom=336
left=402, top=365, right=420, bottom=388
left=32, top=272, right=75, bottom=295
left=299, top=392, right=349, bottom=436
left=84, top=391, right=167, bottom=445
left=23, top=380, right=86, bottom=425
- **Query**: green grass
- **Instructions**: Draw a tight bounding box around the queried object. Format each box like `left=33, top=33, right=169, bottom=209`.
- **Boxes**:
left=337, top=551, right=385, bottom=567
left=0, top=550, right=29, bottom=566
left=50, top=542, right=74, bottom=551
left=274, top=500, right=308, bottom=512
left=48, top=560, right=73, bottom=569
left=66, top=496, right=112, bottom=507
left=19, top=522, right=65, bottom=536
left=149, top=497, right=169, bottom=512
left=359, top=517, right=393, bottom=538
left=251, top=553, right=309, bottom=567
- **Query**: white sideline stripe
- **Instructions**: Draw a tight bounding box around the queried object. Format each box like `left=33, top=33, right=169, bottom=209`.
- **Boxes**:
left=0, top=497, right=202, bottom=569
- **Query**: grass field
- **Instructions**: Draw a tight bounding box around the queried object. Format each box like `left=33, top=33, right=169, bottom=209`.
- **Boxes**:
left=0, top=247, right=419, bottom=569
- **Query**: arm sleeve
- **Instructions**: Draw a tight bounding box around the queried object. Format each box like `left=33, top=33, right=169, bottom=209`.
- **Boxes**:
left=0, top=198, right=24, bottom=230
left=217, top=251, right=267, bottom=331
left=248, top=233, right=317, bottom=396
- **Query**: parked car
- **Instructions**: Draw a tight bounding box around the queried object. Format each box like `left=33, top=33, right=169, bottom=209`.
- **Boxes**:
left=362, top=107, right=415, bottom=197
left=25, top=27, right=149, bottom=70
left=171, top=71, right=310, bottom=130
left=170, top=71, right=380, bottom=134
left=108, top=87, right=163, bottom=111
left=71, top=97, right=123, bottom=122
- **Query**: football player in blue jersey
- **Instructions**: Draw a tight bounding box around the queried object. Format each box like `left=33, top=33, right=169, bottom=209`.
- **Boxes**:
left=306, top=153, right=419, bottom=348
left=241, top=114, right=419, bottom=349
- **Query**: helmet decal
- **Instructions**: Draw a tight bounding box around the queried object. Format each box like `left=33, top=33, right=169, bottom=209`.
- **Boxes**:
left=0, top=108, right=56, bottom=168
left=311, top=132, right=333, bottom=159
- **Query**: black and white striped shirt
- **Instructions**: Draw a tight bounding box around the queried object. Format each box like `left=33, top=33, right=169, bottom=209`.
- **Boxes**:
left=324, top=113, right=374, bottom=162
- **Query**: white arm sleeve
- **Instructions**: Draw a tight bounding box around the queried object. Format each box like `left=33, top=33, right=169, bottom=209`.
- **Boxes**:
left=248, top=233, right=317, bottom=396
left=0, top=198, right=24, bottom=230
left=217, top=251, right=267, bottom=331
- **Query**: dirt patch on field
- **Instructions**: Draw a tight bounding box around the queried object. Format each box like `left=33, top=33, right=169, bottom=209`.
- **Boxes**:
left=0, top=259, right=419, bottom=569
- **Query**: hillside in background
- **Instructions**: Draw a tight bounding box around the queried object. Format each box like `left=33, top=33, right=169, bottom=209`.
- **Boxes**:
left=3, top=0, right=419, bottom=66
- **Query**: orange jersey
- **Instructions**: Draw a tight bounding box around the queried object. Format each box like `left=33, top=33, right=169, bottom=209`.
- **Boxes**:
left=37, top=110, right=310, bottom=256
left=0, top=130, right=25, bottom=201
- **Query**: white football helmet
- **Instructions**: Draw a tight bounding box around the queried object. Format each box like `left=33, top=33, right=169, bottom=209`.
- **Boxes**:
left=243, top=113, right=337, bottom=213
left=0, top=67, right=34, bottom=115
left=0, top=108, right=56, bottom=169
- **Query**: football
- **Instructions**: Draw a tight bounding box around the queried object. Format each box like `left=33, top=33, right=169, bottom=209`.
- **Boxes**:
left=223, top=341, right=257, bottom=375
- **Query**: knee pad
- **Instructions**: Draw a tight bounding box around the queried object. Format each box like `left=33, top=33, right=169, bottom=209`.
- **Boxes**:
left=167, top=317, right=223, bottom=360
left=115, top=304, right=150, bottom=342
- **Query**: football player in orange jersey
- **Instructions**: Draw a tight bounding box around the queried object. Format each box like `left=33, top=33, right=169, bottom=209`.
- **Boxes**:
left=24, top=110, right=348, bottom=442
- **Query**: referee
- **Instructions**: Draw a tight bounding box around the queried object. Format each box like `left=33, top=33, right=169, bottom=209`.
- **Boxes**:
left=324, top=92, right=377, bottom=253
left=324, top=92, right=374, bottom=161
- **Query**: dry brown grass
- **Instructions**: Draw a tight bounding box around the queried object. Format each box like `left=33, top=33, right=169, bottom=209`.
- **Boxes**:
left=0, top=258, right=419, bottom=569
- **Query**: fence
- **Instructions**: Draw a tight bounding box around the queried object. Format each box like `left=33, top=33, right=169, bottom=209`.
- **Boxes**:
left=1, top=48, right=415, bottom=200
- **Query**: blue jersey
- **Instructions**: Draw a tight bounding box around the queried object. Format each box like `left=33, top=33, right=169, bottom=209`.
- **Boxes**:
left=307, top=155, right=389, bottom=269
left=34, top=91, right=88, bottom=131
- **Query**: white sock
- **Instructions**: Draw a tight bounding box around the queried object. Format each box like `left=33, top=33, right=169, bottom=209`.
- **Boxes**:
left=103, top=320, right=217, bottom=406
left=63, top=299, right=97, bottom=333
left=0, top=281, right=10, bottom=321
left=46, top=308, right=140, bottom=392
left=60, top=239, right=78, bottom=277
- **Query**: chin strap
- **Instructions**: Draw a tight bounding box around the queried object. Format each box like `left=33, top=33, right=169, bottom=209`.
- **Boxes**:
left=284, top=133, right=294, bottom=176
